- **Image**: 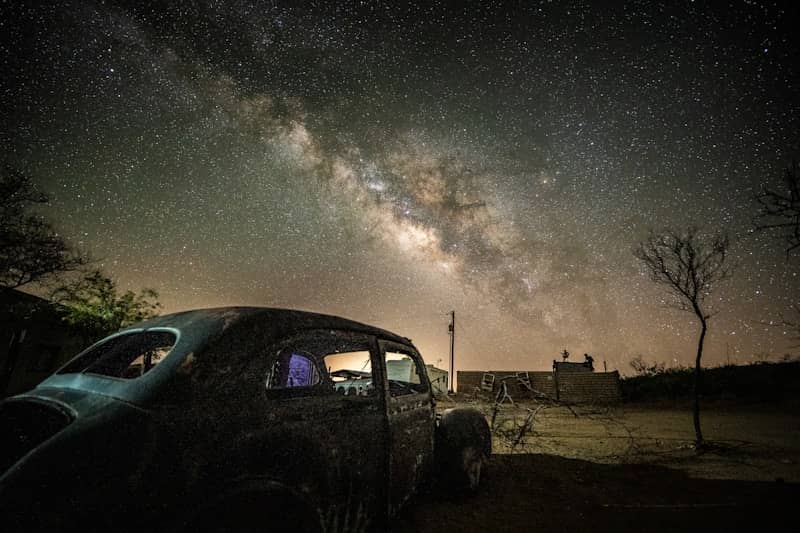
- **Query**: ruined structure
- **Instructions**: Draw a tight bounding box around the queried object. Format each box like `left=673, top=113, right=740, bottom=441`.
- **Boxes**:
left=0, top=289, right=83, bottom=397
left=457, top=364, right=622, bottom=404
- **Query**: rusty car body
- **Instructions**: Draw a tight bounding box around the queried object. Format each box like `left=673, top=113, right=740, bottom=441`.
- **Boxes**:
left=0, top=307, right=490, bottom=532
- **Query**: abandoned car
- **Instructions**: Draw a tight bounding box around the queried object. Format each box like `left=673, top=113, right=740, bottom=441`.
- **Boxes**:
left=0, top=307, right=491, bottom=532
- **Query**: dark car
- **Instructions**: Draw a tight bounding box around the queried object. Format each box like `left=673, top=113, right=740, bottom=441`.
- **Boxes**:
left=0, top=307, right=490, bottom=532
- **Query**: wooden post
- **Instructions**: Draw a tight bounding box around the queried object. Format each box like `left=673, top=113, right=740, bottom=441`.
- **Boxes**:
left=448, top=311, right=455, bottom=393
left=552, top=359, right=560, bottom=401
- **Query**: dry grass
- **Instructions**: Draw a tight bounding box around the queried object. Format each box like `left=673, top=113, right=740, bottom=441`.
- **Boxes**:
left=441, top=394, right=800, bottom=482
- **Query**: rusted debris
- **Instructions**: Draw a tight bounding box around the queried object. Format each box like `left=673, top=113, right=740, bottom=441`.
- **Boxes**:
left=511, top=406, right=545, bottom=450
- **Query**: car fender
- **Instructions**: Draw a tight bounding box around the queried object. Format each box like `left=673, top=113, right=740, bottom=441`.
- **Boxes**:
left=435, top=407, right=492, bottom=489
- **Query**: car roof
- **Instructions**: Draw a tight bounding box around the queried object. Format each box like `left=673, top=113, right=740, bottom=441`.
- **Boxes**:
left=126, top=306, right=413, bottom=346
left=30, top=307, right=414, bottom=406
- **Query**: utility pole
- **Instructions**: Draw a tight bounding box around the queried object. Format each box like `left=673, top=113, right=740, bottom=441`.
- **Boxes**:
left=448, top=310, right=455, bottom=393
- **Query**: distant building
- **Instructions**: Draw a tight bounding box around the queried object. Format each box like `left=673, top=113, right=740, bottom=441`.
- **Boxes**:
left=385, top=357, right=416, bottom=382
left=385, top=357, right=449, bottom=395
left=457, top=352, right=621, bottom=404
left=425, top=365, right=448, bottom=395
left=0, top=289, right=84, bottom=397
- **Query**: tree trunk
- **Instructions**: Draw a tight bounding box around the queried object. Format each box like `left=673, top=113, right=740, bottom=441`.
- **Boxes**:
left=693, top=315, right=707, bottom=448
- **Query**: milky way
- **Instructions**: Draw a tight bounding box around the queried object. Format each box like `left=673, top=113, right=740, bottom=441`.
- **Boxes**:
left=2, top=1, right=798, bottom=376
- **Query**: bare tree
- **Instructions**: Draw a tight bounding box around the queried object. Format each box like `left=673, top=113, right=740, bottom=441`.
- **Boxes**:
left=754, top=162, right=800, bottom=353
left=755, top=161, right=800, bottom=256
left=0, top=167, right=87, bottom=291
left=769, top=303, right=800, bottom=350
left=634, top=226, right=733, bottom=447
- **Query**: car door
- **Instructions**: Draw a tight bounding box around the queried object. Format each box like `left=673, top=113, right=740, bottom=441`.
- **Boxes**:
left=262, top=330, right=388, bottom=532
left=379, top=340, right=436, bottom=516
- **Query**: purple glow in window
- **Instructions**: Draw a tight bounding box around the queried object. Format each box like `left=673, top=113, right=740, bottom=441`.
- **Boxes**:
left=287, top=353, right=313, bottom=387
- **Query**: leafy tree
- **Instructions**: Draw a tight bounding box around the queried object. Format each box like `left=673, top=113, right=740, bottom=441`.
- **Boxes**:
left=634, top=226, right=733, bottom=448
left=51, top=270, right=161, bottom=344
left=754, top=161, right=800, bottom=255
left=0, top=167, right=87, bottom=291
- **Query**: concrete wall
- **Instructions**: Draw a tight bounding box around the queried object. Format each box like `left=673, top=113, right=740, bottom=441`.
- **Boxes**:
left=553, top=361, right=593, bottom=373
left=457, top=369, right=621, bottom=403
left=457, top=370, right=556, bottom=398
left=554, top=371, right=621, bottom=403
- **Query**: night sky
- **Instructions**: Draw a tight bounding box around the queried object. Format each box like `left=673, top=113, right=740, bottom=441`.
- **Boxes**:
left=2, top=1, right=798, bottom=375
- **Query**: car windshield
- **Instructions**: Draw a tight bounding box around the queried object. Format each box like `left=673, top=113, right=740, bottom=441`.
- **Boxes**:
left=58, top=331, right=177, bottom=379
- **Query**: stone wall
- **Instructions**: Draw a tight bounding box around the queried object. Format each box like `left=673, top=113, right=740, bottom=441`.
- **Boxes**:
left=457, top=370, right=555, bottom=397
left=555, top=371, right=622, bottom=403
left=457, top=369, right=621, bottom=403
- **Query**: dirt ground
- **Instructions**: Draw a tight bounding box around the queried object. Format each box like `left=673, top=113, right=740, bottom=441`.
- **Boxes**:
left=390, top=398, right=800, bottom=532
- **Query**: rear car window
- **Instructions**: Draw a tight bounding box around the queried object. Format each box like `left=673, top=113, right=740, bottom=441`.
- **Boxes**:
left=57, top=331, right=177, bottom=379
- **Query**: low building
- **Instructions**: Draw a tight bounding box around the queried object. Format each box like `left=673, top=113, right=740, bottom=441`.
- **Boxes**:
left=0, top=289, right=84, bottom=397
left=425, top=365, right=448, bottom=395
left=385, top=358, right=448, bottom=395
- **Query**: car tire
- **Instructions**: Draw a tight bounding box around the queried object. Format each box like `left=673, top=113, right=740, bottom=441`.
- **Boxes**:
left=461, top=445, right=486, bottom=491
left=436, top=408, right=492, bottom=491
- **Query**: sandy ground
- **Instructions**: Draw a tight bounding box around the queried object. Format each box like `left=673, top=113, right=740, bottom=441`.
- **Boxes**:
left=390, top=398, right=800, bottom=532
left=485, top=400, right=800, bottom=483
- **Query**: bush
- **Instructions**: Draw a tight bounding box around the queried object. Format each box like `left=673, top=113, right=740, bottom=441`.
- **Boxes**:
left=621, top=361, right=800, bottom=402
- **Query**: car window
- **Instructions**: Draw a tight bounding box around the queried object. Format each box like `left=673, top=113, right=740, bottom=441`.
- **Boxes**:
left=324, top=351, right=375, bottom=396
left=385, top=350, right=428, bottom=397
left=57, top=331, right=176, bottom=379
left=264, top=331, right=377, bottom=396
left=266, top=351, right=322, bottom=388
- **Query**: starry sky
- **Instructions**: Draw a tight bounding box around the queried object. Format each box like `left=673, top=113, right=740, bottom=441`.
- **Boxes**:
left=2, top=1, right=799, bottom=376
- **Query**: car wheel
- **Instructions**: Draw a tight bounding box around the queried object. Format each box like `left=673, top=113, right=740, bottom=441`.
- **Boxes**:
left=461, top=445, right=487, bottom=491
left=436, top=407, right=492, bottom=491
